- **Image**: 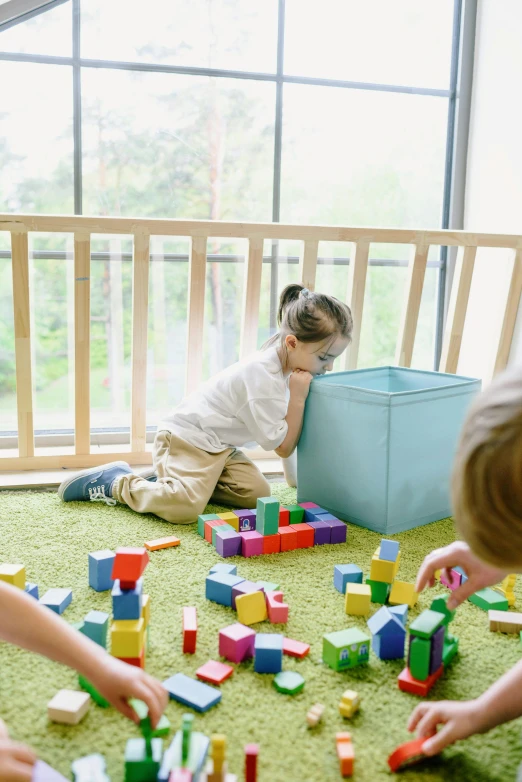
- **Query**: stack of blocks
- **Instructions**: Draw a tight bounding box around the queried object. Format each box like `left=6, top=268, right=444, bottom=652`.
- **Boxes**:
left=206, top=564, right=289, bottom=627
left=110, top=547, right=150, bottom=669
left=198, top=497, right=347, bottom=559
left=440, top=566, right=515, bottom=611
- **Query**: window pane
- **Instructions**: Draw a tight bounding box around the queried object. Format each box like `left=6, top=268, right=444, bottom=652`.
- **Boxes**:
left=0, top=62, right=74, bottom=213
left=281, top=84, right=447, bottom=228
left=284, top=0, right=453, bottom=90
left=0, top=250, right=16, bottom=433
left=0, top=1, right=72, bottom=58
left=81, top=0, right=278, bottom=73
left=81, top=68, right=275, bottom=221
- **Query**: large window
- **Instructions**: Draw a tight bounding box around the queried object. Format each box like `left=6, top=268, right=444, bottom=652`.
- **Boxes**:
left=0, top=0, right=459, bottom=440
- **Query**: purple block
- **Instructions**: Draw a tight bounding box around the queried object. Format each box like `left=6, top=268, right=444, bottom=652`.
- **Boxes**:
left=440, top=569, right=461, bottom=590
left=317, top=515, right=347, bottom=544
left=240, top=530, right=263, bottom=557
left=303, top=507, right=328, bottom=522
left=234, top=509, right=257, bottom=532
left=429, top=625, right=445, bottom=674
left=307, top=520, right=331, bottom=545
left=215, top=530, right=242, bottom=558
left=231, top=580, right=265, bottom=609
left=33, top=761, right=68, bottom=782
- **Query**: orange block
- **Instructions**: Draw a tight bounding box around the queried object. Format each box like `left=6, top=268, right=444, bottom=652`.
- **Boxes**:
left=336, top=732, right=354, bottom=777
left=388, top=737, right=432, bottom=772
left=290, top=523, right=315, bottom=549
left=204, top=519, right=227, bottom=543
left=262, top=533, right=281, bottom=555
left=144, top=536, right=180, bottom=551
left=278, top=526, right=298, bottom=551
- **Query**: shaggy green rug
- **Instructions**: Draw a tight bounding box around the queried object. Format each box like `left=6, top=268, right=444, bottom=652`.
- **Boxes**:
left=0, top=485, right=521, bottom=782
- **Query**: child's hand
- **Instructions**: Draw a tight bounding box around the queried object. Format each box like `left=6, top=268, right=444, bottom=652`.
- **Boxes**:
left=415, top=541, right=508, bottom=610
left=289, top=369, right=313, bottom=402
left=88, top=656, right=168, bottom=727
left=408, top=699, right=484, bottom=755
left=0, top=721, right=37, bottom=782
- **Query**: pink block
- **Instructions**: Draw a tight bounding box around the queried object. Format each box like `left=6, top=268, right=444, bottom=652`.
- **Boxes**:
left=219, top=622, right=256, bottom=662
left=266, top=590, right=289, bottom=623
left=240, top=530, right=264, bottom=557
left=299, top=502, right=320, bottom=509
left=440, top=569, right=461, bottom=591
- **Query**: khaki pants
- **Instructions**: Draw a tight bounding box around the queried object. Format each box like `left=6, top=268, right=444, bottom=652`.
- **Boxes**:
left=112, top=430, right=271, bottom=524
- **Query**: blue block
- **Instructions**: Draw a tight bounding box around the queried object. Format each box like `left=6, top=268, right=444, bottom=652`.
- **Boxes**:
left=379, top=539, right=400, bottom=562
left=371, top=632, right=405, bottom=660
left=112, top=578, right=143, bottom=620
left=205, top=573, right=244, bottom=607
left=40, top=588, right=72, bottom=614
left=81, top=610, right=110, bottom=648
left=303, top=507, right=327, bottom=522
left=163, top=673, right=221, bottom=712
left=209, top=563, right=238, bottom=576
left=453, top=565, right=468, bottom=583
left=254, top=633, right=283, bottom=673
left=389, top=604, right=409, bottom=626
left=25, top=582, right=39, bottom=599
left=88, top=550, right=115, bottom=592
left=333, top=564, right=363, bottom=593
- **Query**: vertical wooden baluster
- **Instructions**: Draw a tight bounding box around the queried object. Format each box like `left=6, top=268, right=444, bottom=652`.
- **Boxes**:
left=494, top=247, right=522, bottom=375
left=439, top=245, right=476, bottom=374
left=11, top=229, right=34, bottom=458
left=344, top=240, right=370, bottom=370
left=131, top=232, right=150, bottom=453
left=395, top=242, right=430, bottom=367
left=299, top=239, right=319, bottom=292
left=185, top=236, right=207, bottom=395
left=74, top=232, right=91, bottom=454
left=239, top=237, right=264, bottom=360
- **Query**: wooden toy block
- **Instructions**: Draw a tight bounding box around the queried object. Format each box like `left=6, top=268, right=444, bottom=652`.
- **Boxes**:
left=112, top=547, right=149, bottom=582
left=397, top=664, right=443, bottom=696
left=205, top=519, right=227, bottom=543
left=196, top=660, right=234, bottom=685
left=233, top=509, right=256, bottom=532
left=365, top=578, right=390, bottom=604
left=48, top=689, right=91, bottom=725
left=303, top=506, right=328, bottom=522
left=206, top=573, right=245, bottom=607
left=290, top=523, right=315, bottom=549
left=489, top=609, right=522, bottom=633
left=124, top=737, right=163, bottom=782
left=78, top=675, right=110, bottom=707
left=429, top=594, right=455, bottom=625
left=440, top=568, right=461, bottom=590
left=345, top=583, right=371, bottom=616
left=209, top=563, right=237, bottom=576
left=278, top=507, right=290, bottom=527
left=299, top=501, right=320, bottom=509
left=240, top=530, right=264, bottom=557
left=429, top=625, right=445, bottom=674
left=409, top=609, right=446, bottom=640
left=323, top=628, right=370, bottom=671
left=369, top=551, right=400, bottom=583
left=306, top=703, right=324, bottom=727
left=389, top=580, right=418, bottom=607
left=317, top=515, right=347, bottom=543
left=278, top=525, right=298, bottom=551
left=183, top=607, right=197, bottom=653
left=24, top=582, right=39, bottom=599
left=336, top=732, right=354, bottom=777
left=379, top=539, right=400, bottom=562
left=218, top=512, right=241, bottom=529
left=282, top=504, right=304, bottom=524
left=283, top=637, right=310, bottom=658
left=256, top=496, right=280, bottom=535
left=163, top=673, right=221, bottom=712
left=81, top=610, right=109, bottom=648
left=409, top=636, right=431, bottom=680
left=141, top=594, right=150, bottom=626
left=111, top=618, right=145, bottom=658
left=144, top=536, right=180, bottom=551
left=494, top=572, right=517, bottom=606
left=204, top=734, right=227, bottom=782
left=117, top=649, right=146, bottom=669
left=307, top=520, right=330, bottom=544
left=244, top=744, right=259, bottom=782
left=256, top=580, right=279, bottom=592
left=273, top=670, right=305, bottom=694
left=367, top=606, right=406, bottom=660
left=266, top=591, right=289, bottom=623
left=88, top=550, right=115, bottom=592
left=216, top=529, right=242, bottom=558
left=442, top=634, right=459, bottom=666
left=34, top=761, right=69, bottom=782
left=129, top=698, right=153, bottom=738
left=389, top=603, right=409, bottom=625
left=0, top=563, right=25, bottom=589
left=112, top=578, right=143, bottom=620
left=212, top=524, right=235, bottom=547
left=198, top=513, right=221, bottom=537
left=219, top=623, right=255, bottom=662
left=158, top=729, right=210, bottom=782
left=339, top=689, right=360, bottom=718
left=232, top=580, right=264, bottom=610
left=254, top=633, right=283, bottom=673
left=236, top=590, right=267, bottom=625
left=71, top=754, right=110, bottom=782
left=40, top=588, right=72, bottom=614
left=469, top=587, right=509, bottom=611
left=388, top=737, right=431, bottom=772
left=262, top=533, right=281, bottom=554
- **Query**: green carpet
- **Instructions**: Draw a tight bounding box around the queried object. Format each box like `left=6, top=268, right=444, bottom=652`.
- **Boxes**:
left=0, top=485, right=521, bottom=782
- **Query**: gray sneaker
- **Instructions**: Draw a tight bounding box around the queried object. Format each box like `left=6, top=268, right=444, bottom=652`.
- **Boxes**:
left=58, top=461, right=132, bottom=505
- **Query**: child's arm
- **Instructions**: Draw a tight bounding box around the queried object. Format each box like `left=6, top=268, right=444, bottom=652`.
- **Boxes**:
left=409, top=658, right=522, bottom=755
left=275, top=369, right=313, bottom=459
left=282, top=451, right=297, bottom=488
left=0, top=582, right=167, bottom=727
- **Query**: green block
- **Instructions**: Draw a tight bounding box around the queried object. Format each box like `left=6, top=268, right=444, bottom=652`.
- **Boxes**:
left=78, top=674, right=109, bottom=708
left=181, top=714, right=194, bottom=765
left=322, top=627, right=370, bottom=672
left=283, top=504, right=305, bottom=524
left=469, top=588, right=509, bottom=611
left=409, top=609, right=446, bottom=640
left=409, top=636, right=431, bottom=681
left=256, top=580, right=280, bottom=592
left=71, top=621, right=84, bottom=632
left=151, top=714, right=171, bottom=738
left=442, top=636, right=459, bottom=667
left=365, top=578, right=390, bottom=604
left=212, top=523, right=235, bottom=547
left=429, top=594, right=456, bottom=626
left=124, top=738, right=162, bottom=782
left=129, top=699, right=152, bottom=737
left=197, top=514, right=220, bottom=537
left=167, top=730, right=209, bottom=774
left=273, top=671, right=305, bottom=695
left=256, top=496, right=280, bottom=535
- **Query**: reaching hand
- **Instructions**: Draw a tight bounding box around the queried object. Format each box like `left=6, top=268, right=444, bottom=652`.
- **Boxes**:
left=408, top=699, right=484, bottom=755
left=0, top=721, right=37, bottom=782
left=289, top=369, right=313, bottom=403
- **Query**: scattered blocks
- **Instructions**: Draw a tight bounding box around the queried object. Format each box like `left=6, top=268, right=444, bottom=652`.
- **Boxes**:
left=47, top=689, right=90, bottom=725
left=256, top=497, right=280, bottom=536
left=182, top=607, right=197, bottom=654
left=345, top=583, right=371, bottom=616
left=219, top=623, right=256, bottom=662
left=283, top=637, right=310, bottom=658
left=266, top=591, right=289, bottom=624
left=254, top=633, right=283, bottom=673
left=365, top=578, right=390, bottom=604
left=144, top=536, right=180, bottom=551
left=397, top=664, right=443, bottom=696
left=88, top=550, right=115, bottom=592
left=469, top=588, right=509, bottom=611
left=306, top=703, right=325, bottom=728
left=0, top=563, right=25, bottom=589
left=339, top=689, right=360, bottom=719
left=367, top=606, right=406, bottom=660
left=334, top=564, right=363, bottom=594
left=273, top=671, right=305, bottom=695
left=388, top=737, right=430, bottom=772
left=240, top=531, right=264, bottom=558
left=389, top=580, right=418, bottom=607
left=209, top=564, right=237, bottom=576
left=80, top=610, right=109, bottom=648
left=379, top=539, right=400, bottom=562
left=40, top=588, right=72, bottom=614
left=163, top=673, right=222, bottom=712
left=124, top=737, right=163, bottom=782
left=236, top=590, right=267, bottom=626
left=112, top=578, right=143, bottom=620
left=489, top=610, right=522, bottom=633
left=336, top=732, right=354, bottom=778
left=323, top=628, right=370, bottom=672
left=206, top=573, right=245, bottom=607
left=196, top=660, right=234, bottom=685
left=24, top=582, right=39, bottom=599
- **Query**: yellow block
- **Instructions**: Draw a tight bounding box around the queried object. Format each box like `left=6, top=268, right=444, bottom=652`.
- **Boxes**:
left=111, top=618, right=145, bottom=658
left=141, top=594, right=150, bottom=626
left=218, top=512, right=239, bottom=532
left=0, top=564, right=25, bottom=590
left=345, top=583, right=371, bottom=616
left=369, top=549, right=400, bottom=584
left=236, top=590, right=267, bottom=626
left=339, top=689, right=360, bottom=718
left=388, top=580, right=418, bottom=608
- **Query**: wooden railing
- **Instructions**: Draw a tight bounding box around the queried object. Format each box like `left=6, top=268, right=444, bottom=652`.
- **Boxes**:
left=2, top=214, right=522, bottom=472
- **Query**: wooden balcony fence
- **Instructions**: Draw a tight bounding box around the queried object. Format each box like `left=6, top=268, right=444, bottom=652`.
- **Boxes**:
left=1, top=213, right=522, bottom=473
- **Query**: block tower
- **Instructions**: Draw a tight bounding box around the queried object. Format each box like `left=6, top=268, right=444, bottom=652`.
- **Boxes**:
left=110, top=547, right=150, bottom=668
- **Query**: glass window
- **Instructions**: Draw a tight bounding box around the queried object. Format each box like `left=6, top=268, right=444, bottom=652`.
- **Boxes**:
left=0, top=1, right=72, bottom=57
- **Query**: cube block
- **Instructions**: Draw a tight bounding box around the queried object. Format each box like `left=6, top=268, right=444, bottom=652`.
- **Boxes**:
left=278, top=508, right=290, bottom=527
left=323, top=628, right=370, bottom=671
left=0, top=563, right=25, bottom=590
left=254, top=633, right=283, bottom=673
left=379, top=539, right=400, bottom=562
left=112, top=578, right=143, bottom=620
left=266, top=591, right=289, bottom=624
left=111, top=618, right=145, bottom=658
left=240, top=531, right=264, bottom=557
left=236, top=590, right=267, bottom=625
left=307, top=520, right=330, bottom=545
left=278, top=526, right=298, bottom=551
left=111, top=547, right=149, bottom=582
left=219, top=623, right=256, bottom=662
left=233, top=510, right=256, bottom=532
left=290, top=523, right=315, bottom=549
left=40, top=588, right=72, bottom=614
left=262, top=533, right=281, bottom=554
left=48, top=689, right=90, bottom=725
left=215, top=530, right=242, bottom=558
left=81, top=610, right=110, bottom=648
left=197, top=513, right=220, bottom=537
left=345, top=583, right=371, bottom=616
left=206, top=573, right=245, bottom=607
left=366, top=578, right=390, bottom=604
left=282, top=504, right=304, bottom=524
left=334, top=564, right=363, bottom=594
left=389, top=580, right=418, bottom=607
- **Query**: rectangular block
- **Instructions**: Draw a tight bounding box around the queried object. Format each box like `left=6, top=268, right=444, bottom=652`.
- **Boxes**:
left=144, top=536, right=180, bottom=551
left=206, top=573, right=245, bottom=607
left=216, top=530, right=242, bottom=558
left=0, top=563, right=25, bottom=590
left=469, top=588, right=509, bottom=611
left=379, top=539, right=400, bottom=562
left=365, top=578, right=390, bottom=604
left=290, top=523, right=315, bottom=549
left=397, top=664, right=443, bottom=696
left=429, top=624, right=445, bottom=674
left=489, top=610, right=522, bottom=633
left=278, top=526, right=298, bottom=552
left=163, top=673, right=221, bottom=712
left=278, top=507, right=290, bottom=527
left=183, top=607, right=197, bottom=654
left=197, top=513, right=220, bottom=537
left=307, top=520, right=330, bottom=545
left=262, top=533, right=281, bottom=554
left=283, top=637, right=310, bottom=658
left=117, top=650, right=146, bottom=669
left=409, top=609, right=446, bottom=640
left=408, top=636, right=431, bottom=681
left=88, top=550, right=115, bottom=592
left=282, top=504, right=305, bottom=524
left=256, top=497, right=280, bottom=536
left=205, top=519, right=227, bottom=543
left=266, top=591, right=289, bottom=623
left=323, top=628, right=370, bottom=671
left=233, top=510, right=256, bottom=532
left=112, top=578, right=143, bottom=620
left=111, top=618, right=145, bottom=658
left=240, top=530, right=264, bottom=557
left=40, top=588, right=72, bottom=614
left=303, top=507, right=328, bottom=522
left=299, top=502, right=320, bottom=509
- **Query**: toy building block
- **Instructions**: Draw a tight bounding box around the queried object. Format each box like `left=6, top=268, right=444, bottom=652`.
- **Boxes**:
left=245, top=744, right=259, bottom=782
left=204, top=733, right=229, bottom=782
left=256, top=496, right=280, bottom=535
left=429, top=594, right=455, bottom=625
left=240, top=530, right=264, bottom=557
left=158, top=730, right=210, bottom=782
left=282, top=504, right=304, bottom=523
left=112, top=546, right=149, bottom=585
left=112, top=578, right=143, bottom=620
left=48, top=689, right=91, bottom=725
left=216, top=530, right=242, bottom=558
left=442, top=634, right=459, bottom=666
left=24, top=582, right=39, bottom=599
left=0, top=563, right=25, bottom=589
left=124, top=737, right=163, bottom=782
left=469, top=587, right=509, bottom=611
left=198, top=513, right=221, bottom=537
left=303, top=506, right=328, bottom=522
left=389, top=580, right=418, bottom=607
left=262, top=533, right=281, bottom=554
left=379, top=539, right=400, bottom=562
left=142, top=594, right=151, bottom=626
left=254, top=633, right=283, bottom=673
left=299, top=501, right=320, bottom=509
left=233, top=510, right=256, bottom=532
left=397, top=664, right=443, bottom=696
left=144, top=536, right=180, bottom=551
left=389, top=604, right=409, bottom=625
left=218, top=511, right=241, bottom=529
left=278, top=507, right=290, bottom=527
left=81, top=610, right=109, bottom=647
left=370, top=549, right=401, bottom=583
left=71, top=754, right=110, bottom=782
left=283, top=637, right=310, bottom=658
left=266, top=591, right=289, bottom=623
left=409, top=609, right=446, bottom=640
left=273, top=671, right=305, bottom=695
left=129, top=697, right=153, bottom=738
left=316, top=515, right=347, bottom=544
left=429, top=625, right=445, bottom=674
left=209, top=563, right=237, bottom=576
left=387, top=737, right=432, bottom=772
left=232, top=581, right=264, bottom=610
left=493, top=573, right=516, bottom=606
left=278, top=525, right=298, bottom=551
left=181, top=714, right=194, bottom=765
left=205, top=519, right=228, bottom=544
left=78, top=674, right=109, bottom=707
left=334, top=564, right=363, bottom=594
left=40, top=588, right=72, bottom=614
left=118, top=650, right=146, bottom=669
left=183, top=606, right=197, bottom=653
left=219, top=623, right=256, bottom=662
left=489, top=609, right=522, bottom=633
left=339, top=689, right=360, bottom=719
left=206, top=573, right=245, bottom=607
left=408, top=636, right=432, bottom=680
left=236, top=590, right=267, bottom=625
left=257, top=580, right=279, bottom=592
left=306, top=703, right=325, bottom=727
left=336, top=732, right=354, bottom=778
left=196, top=660, right=234, bottom=685
left=307, top=520, right=330, bottom=545
left=323, top=628, right=370, bottom=672
left=212, top=524, right=235, bottom=547
left=163, top=673, right=222, bottom=712
left=290, top=523, right=315, bottom=549
left=88, top=550, right=115, bottom=592
left=345, top=583, right=371, bottom=616
left=111, top=618, right=145, bottom=658
left=34, top=761, right=69, bottom=782
left=367, top=606, right=406, bottom=660
left=440, top=568, right=461, bottom=590
left=365, top=578, right=390, bottom=604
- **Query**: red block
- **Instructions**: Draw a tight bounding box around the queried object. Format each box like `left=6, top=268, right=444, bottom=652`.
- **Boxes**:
left=262, top=533, right=281, bottom=554
left=204, top=519, right=226, bottom=543
left=387, top=737, right=433, bottom=772
left=119, top=648, right=146, bottom=669
left=196, top=659, right=234, bottom=685
left=278, top=508, right=290, bottom=527
left=111, top=547, right=150, bottom=582
left=278, top=526, right=298, bottom=551
left=183, top=606, right=197, bottom=654
left=245, top=743, right=259, bottom=782
left=336, top=733, right=354, bottom=777
left=120, top=580, right=138, bottom=590
left=398, top=665, right=443, bottom=696
left=289, top=522, right=315, bottom=549
left=283, top=637, right=310, bottom=658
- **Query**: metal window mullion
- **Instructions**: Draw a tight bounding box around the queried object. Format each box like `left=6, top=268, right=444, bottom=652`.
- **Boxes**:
left=269, top=0, right=285, bottom=332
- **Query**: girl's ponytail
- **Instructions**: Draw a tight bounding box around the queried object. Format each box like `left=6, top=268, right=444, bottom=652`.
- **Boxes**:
left=277, top=283, right=305, bottom=326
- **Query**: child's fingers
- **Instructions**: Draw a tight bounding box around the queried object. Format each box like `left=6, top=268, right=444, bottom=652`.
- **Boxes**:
left=8, top=743, right=37, bottom=766
left=415, top=705, right=447, bottom=739
left=407, top=703, right=430, bottom=733
left=115, top=698, right=140, bottom=724
left=129, top=679, right=164, bottom=729
left=2, top=760, right=34, bottom=782
left=422, top=722, right=457, bottom=756
left=446, top=579, right=480, bottom=610
left=415, top=552, right=447, bottom=592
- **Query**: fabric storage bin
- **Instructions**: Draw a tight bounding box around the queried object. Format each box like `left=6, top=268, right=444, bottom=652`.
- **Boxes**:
left=297, top=366, right=481, bottom=534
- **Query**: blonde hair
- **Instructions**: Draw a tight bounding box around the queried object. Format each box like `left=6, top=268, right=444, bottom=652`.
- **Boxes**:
left=452, top=367, right=522, bottom=569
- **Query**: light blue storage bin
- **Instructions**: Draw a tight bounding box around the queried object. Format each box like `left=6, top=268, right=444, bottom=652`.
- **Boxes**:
left=297, top=366, right=481, bottom=534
